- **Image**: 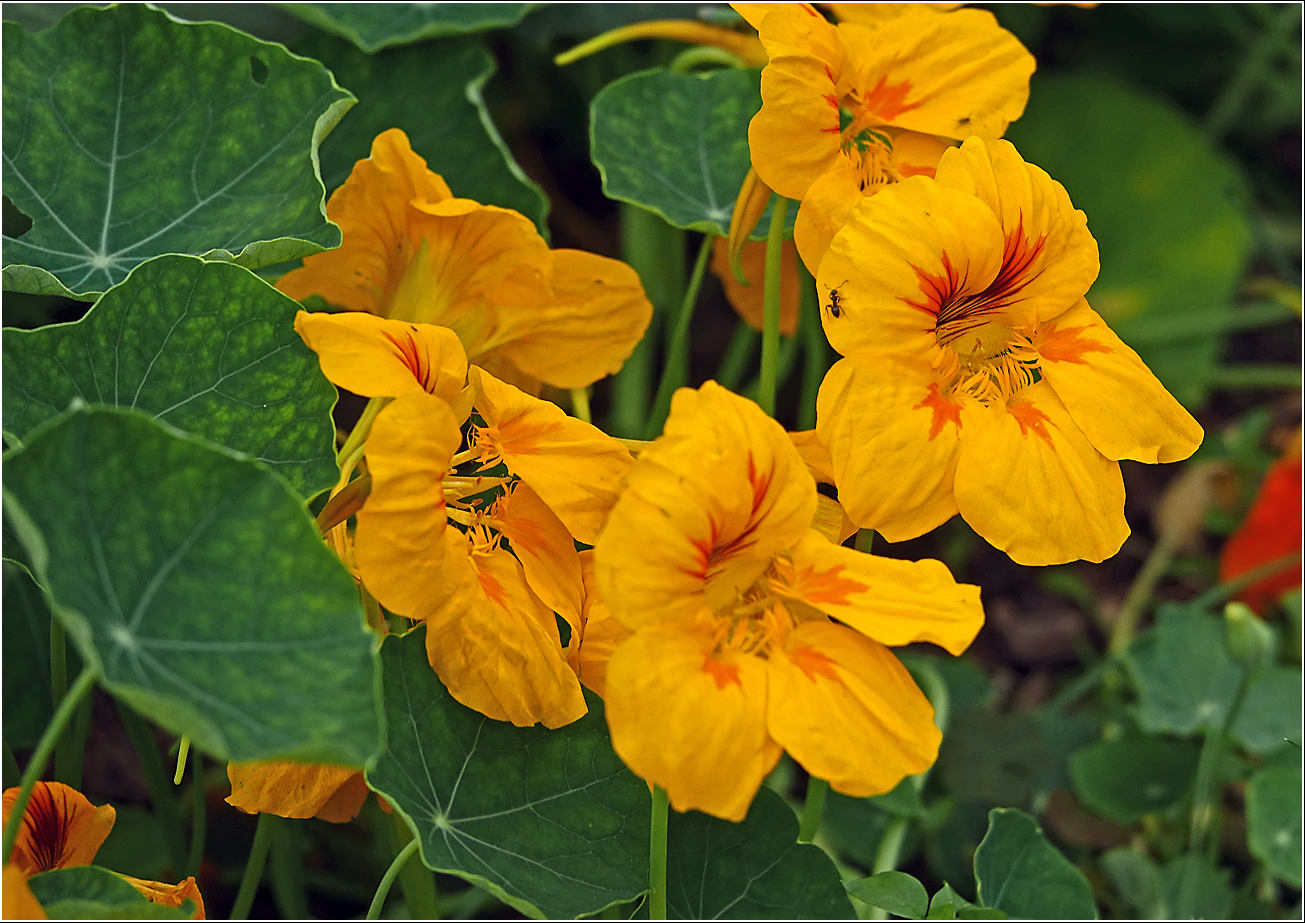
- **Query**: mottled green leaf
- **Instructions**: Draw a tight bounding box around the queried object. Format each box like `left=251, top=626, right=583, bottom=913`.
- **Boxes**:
left=664, top=786, right=855, bottom=919
left=366, top=627, right=649, bottom=920
left=1246, top=766, right=1303, bottom=887
left=3, top=406, right=378, bottom=766
left=3, top=255, right=338, bottom=496
left=3, top=5, right=353, bottom=299
left=1069, top=733, right=1199, bottom=824
left=590, top=68, right=793, bottom=238
left=973, top=808, right=1097, bottom=920
left=846, top=871, right=928, bottom=920
left=28, top=866, right=191, bottom=919
left=1004, top=74, right=1253, bottom=408
left=301, top=32, right=548, bottom=231
left=285, top=3, right=535, bottom=53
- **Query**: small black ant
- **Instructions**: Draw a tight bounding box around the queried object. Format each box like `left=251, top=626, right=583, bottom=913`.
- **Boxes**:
left=826, top=280, right=849, bottom=318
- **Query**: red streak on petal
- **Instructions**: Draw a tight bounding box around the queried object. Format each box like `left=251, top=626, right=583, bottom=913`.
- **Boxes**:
left=862, top=74, right=920, bottom=123
left=1038, top=322, right=1112, bottom=365
left=913, top=383, right=964, bottom=441
left=381, top=327, right=433, bottom=392
left=22, top=783, right=71, bottom=873
left=701, top=655, right=742, bottom=689
left=801, top=3, right=820, bottom=17
left=1009, top=400, right=1054, bottom=446
left=478, top=567, right=508, bottom=608
left=790, top=563, right=867, bottom=608
left=787, top=646, right=842, bottom=684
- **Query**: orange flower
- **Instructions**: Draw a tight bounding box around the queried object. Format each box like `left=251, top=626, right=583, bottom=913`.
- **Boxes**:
left=735, top=2, right=1034, bottom=274
left=2, top=782, right=204, bottom=918
left=710, top=238, right=800, bottom=336
left=279, top=129, right=652, bottom=393
left=1219, top=431, right=1303, bottom=613
left=225, top=762, right=370, bottom=824
left=593, top=382, right=982, bottom=820
left=815, top=138, right=1202, bottom=565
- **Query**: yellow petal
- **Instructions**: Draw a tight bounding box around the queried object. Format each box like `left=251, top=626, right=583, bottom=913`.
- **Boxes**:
left=2, top=782, right=115, bottom=876
left=604, top=622, right=781, bottom=822
left=710, top=237, right=800, bottom=335
left=816, top=356, right=963, bottom=540
left=354, top=392, right=463, bottom=619
left=294, top=311, right=468, bottom=403
left=493, top=481, right=585, bottom=633
left=471, top=367, right=632, bottom=545
left=767, top=621, right=940, bottom=798
left=4, top=864, right=47, bottom=918
left=726, top=167, right=774, bottom=275
left=425, top=536, right=586, bottom=728
left=595, top=382, right=816, bottom=630
left=571, top=550, right=635, bottom=699
left=225, top=761, right=367, bottom=823
left=1036, top=299, right=1202, bottom=464
left=118, top=875, right=206, bottom=919
left=829, top=3, right=962, bottom=24
left=934, top=138, right=1099, bottom=323
left=954, top=380, right=1128, bottom=565
left=777, top=530, right=983, bottom=655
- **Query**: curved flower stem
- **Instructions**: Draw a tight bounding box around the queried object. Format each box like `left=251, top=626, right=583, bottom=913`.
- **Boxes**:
left=117, top=701, right=188, bottom=876
left=797, top=264, right=827, bottom=431
left=388, top=812, right=440, bottom=919
left=231, top=812, right=275, bottom=920
left=716, top=320, right=759, bottom=391
left=337, top=396, right=390, bottom=468
left=669, top=45, right=746, bottom=73
left=758, top=197, right=790, bottom=416
left=797, top=777, right=828, bottom=843
left=1188, top=551, right=1302, bottom=611
left=368, top=838, right=420, bottom=921
left=187, top=752, right=206, bottom=880
left=3, top=666, right=97, bottom=864
left=1108, top=533, right=1180, bottom=657
left=645, top=233, right=716, bottom=439
left=650, top=784, right=670, bottom=920
left=570, top=388, right=592, bottom=424
left=173, top=736, right=190, bottom=785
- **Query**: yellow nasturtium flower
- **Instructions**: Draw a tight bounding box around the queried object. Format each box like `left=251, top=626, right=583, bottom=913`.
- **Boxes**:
left=815, top=138, right=1203, bottom=566
left=297, top=311, right=633, bottom=728
left=593, top=382, right=983, bottom=821
left=225, top=761, right=370, bottom=824
left=734, top=2, right=1034, bottom=275
left=279, top=128, right=652, bottom=394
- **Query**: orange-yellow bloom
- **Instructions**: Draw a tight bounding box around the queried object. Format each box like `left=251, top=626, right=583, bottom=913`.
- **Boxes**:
left=816, top=138, right=1203, bottom=566
left=297, top=311, right=634, bottom=728
left=2, top=783, right=204, bottom=918
left=593, top=382, right=982, bottom=820
left=710, top=237, right=800, bottom=336
left=1219, top=430, right=1303, bottom=613
left=279, top=129, right=652, bottom=394
left=736, top=2, right=1034, bottom=274
left=226, top=761, right=370, bottom=823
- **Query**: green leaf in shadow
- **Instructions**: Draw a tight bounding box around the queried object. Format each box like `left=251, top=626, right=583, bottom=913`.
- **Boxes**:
left=973, top=808, right=1097, bottom=920
left=285, top=3, right=535, bottom=53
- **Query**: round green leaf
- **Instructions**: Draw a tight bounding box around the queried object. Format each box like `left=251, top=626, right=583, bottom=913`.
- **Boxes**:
left=302, top=33, right=549, bottom=231
left=285, top=3, right=535, bottom=53
left=3, top=255, right=339, bottom=497
left=28, top=866, right=192, bottom=919
left=1004, top=74, right=1254, bottom=408
left=2, top=5, right=354, bottom=300
left=846, top=871, right=928, bottom=920
left=665, top=786, right=855, bottom=919
left=365, top=627, right=650, bottom=920
left=1246, top=766, right=1303, bottom=887
left=973, top=808, right=1098, bottom=920
left=1068, top=733, right=1200, bottom=824
left=1234, top=665, right=1303, bottom=755
left=591, top=68, right=793, bottom=238
left=3, top=406, right=379, bottom=766
left=1099, top=848, right=1166, bottom=919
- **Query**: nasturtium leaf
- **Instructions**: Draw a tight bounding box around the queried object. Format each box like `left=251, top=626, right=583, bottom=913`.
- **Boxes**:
left=2, top=5, right=353, bottom=300
left=301, top=32, right=549, bottom=231
left=3, top=255, right=339, bottom=497
left=1068, top=733, right=1199, bottom=824
left=1245, top=766, right=1303, bottom=887
left=846, top=871, right=928, bottom=920
left=2, top=562, right=56, bottom=749
left=1161, top=857, right=1233, bottom=921
left=926, top=883, right=1006, bottom=920
left=284, top=3, right=535, bottom=53
left=366, top=627, right=650, bottom=920
left=1126, top=604, right=1301, bottom=753
left=3, top=406, right=378, bottom=766
left=1099, top=848, right=1166, bottom=919
left=590, top=68, right=793, bottom=239
left=28, top=866, right=191, bottom=919
left=664, top=786, right=855, bottom=919
left=820, top=790, right=895, bottom=869
left=973, top=808, right=1098, bottom=920
left=1004, top=74, right=1253, bottom=408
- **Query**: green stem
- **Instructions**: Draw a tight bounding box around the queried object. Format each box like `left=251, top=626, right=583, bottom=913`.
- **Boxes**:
left=173, top=736, right=190, bottom=785
left=1109, top=534, right=1180, bottom=657
left=390, top=812, right=440, bottom=919
left=1208, top=363, right=1303, bottom=390
left=1204, top=4, right=1302, bottom=141
left=645, top=234, right=716, bottom=439
left=1189, top=551, right=1302, bottom=611
left=230, top=812, right=275, bottom=920
left=797, top=777, right=828, bottom=843
left=337, top=396, right=389, bottom=468
left=669, top=45, right=745, bottom=73
left=368, top=838, right=420, bottom=921
left=650, top=784, right=670, bottom=921
left=757, top=197, right=790, bottom=417
left=187, top=753, right=206, bottom=880
left=1046, top=657, right=1112, bottom=715
left=50, top=618, right=72, bottom=785
left=116, top=701, right=189, bottom=878
left=66, top=693, right=92, bottom=792
left=2, top=742, right=19, bottom=790
left=270, top=816, right=309, bottom=920
left=797, top=263, right=827, bottom=431
left=3, top=667, right=96, bottom=864
left=855, top=529, right=875, bottom=554
left=867, top=817, right=910, bottom=921
left=571, top=388, right=592, bottom=424
left=716, top=321, right=759, bottom=391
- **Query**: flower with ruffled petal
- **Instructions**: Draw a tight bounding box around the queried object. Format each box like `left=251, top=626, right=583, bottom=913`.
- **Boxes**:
left=225, top=761, right=371, bottom=824
left=1219, top=429, right=1302, bottom=613
left=297, top=311, right=634, bottom=728
left=279, top=129, right=652, bottom=393
left=815, top=138, right=1203, bottom=566
left=735, top=2, right=1034, bottom=274
left=593, top=381, right=982, bottom=820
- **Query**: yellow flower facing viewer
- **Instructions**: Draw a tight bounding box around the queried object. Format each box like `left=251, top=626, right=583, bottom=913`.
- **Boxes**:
left=735, top=2, right=1034, bottom=275
left=297, top=311, right=634, bottom=728
left=279, top=129, right=652, bottom=394
left=816, top=138, right=1203, bottom=566
left=593, top=382, right=983, bottom=821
